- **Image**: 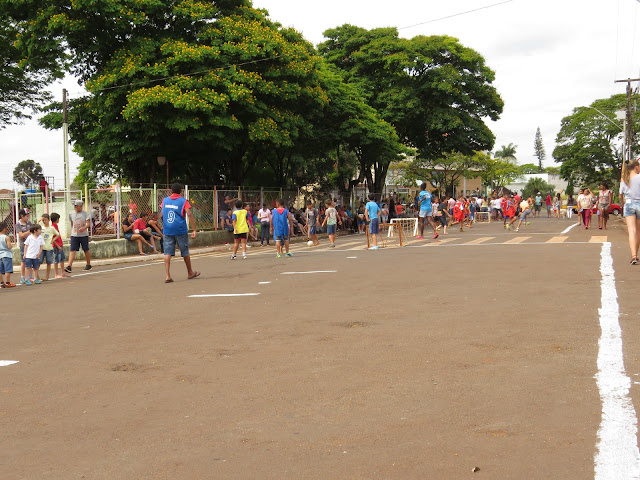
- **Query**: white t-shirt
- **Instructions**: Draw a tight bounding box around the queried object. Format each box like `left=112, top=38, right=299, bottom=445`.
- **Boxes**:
left=24, top=234, right=44, bottom=259
left=257, top=208, right=270, bottom=222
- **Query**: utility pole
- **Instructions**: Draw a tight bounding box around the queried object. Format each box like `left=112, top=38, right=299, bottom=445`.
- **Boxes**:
left=62, top=88, right=71, bottom=204
left=614, top=77, right=640, bottom=164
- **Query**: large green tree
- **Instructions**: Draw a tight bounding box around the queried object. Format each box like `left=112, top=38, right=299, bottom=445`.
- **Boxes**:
left=553, top=94, right=639, bottom=187
left=319, top=25, right=504, bottom=162
left=9, top=0, right=337, bottom=186
left=13, top=159, right=43, bottom=187
left=0, top=17, right=57, bottom=127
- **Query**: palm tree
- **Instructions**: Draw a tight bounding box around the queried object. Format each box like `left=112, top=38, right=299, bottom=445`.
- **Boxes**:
left=495, top=143, right=518, bottom=164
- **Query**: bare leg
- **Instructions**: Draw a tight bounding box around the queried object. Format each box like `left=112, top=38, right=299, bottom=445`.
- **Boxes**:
left=68, top=250, right=76, bottom=268
left=184, top=256, right=195, bottom=277
left=164, top=255, right=172, bottom=281
left=626, top=216, right=638, bottom=260
left=84, top=250, right=91, bottom=266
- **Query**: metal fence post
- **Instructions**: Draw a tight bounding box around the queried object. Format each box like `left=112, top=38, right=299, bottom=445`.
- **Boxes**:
left=13, top=188, right=18, bottom=240
left=185, top=184, right=190, bottom=230
left=214, top=186, right=218, bottom=230
left=116, top=183, right=121, bottom=240
left=88, top=188, right=93, bottom=237
left=153, top=184, right=157, bottom=212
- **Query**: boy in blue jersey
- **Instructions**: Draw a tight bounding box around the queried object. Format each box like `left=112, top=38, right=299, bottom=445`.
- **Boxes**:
left=161, top=183, right=199, bottom=283
left=364, top=193, right=381, bottom=250
left=417, top=183, right=439, bottom=240
left=271, top=199, right=292, bottom=258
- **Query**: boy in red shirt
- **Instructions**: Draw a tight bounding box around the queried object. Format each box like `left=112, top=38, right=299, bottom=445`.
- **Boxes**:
left=133, top=211, right=159, bottom=254
left=50, top=213, right=69, bottom=278
left=503, top=195, right=517, bottom=230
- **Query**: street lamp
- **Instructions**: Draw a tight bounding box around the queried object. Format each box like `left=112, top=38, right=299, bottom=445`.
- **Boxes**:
left=157, top=155, right=169, bottom=189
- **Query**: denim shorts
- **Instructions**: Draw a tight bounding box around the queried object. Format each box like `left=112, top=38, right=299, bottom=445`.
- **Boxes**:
left=419, top=209, right=433, bottom=218
left=369, top=218, right=380, bottom=235
left=520, top=209, right=531, bottom=221
left=40, top=249, right=54, bottom=265
left=54, top=248, right=65, bottom=264
left=327, top=224, right=336, bottom=235
left=0, top=257, right=13, bottom=274
left=624, top=202, right=640, bottom=218
left=25, top=257, right=41, bottom=269
left=309, top=226, right=316, bottom=235
left=163, top=234, right=189, bottom=257
left=274, top=234, right=289, bottom=242
left=70, top=236, right=89, bottom=252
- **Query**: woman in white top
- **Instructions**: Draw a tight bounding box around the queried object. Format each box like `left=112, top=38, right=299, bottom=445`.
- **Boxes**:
left=596, top=182, right=612, bottom=230
left=577, top=188, right=594, bottom=229
left=621, top=160, right=640, bottom=264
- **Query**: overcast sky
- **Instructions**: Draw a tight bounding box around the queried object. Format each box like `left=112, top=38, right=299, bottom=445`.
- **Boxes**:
left=1, top=0, right=639, bottom=190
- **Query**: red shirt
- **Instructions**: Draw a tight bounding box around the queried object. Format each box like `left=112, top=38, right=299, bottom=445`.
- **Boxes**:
left=395, top=205, right=404, bottom=215
left=52, top=223, right=63, bottom=248
left=132, top=218, right=148, bottom=231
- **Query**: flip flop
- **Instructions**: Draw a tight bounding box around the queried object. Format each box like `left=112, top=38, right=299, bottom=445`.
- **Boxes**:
left=188, top=271, right=201, bottom=280
left=165, top=278, right=174, bottom=283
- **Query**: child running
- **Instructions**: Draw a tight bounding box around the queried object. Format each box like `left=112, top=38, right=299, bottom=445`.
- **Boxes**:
left=503, top=195, right=516, bottom=230
left=0, top=222, right=15, bottom=288
left=231, top=200, right=249, bottom=260
left=23, top=224, right=44, bottom=285
left=453, top=195, right=465, bottom=231
left=515, top=197, right=533, bottom=231
left=364, top=193, right=381, bottom=249
left=271, top=199, right=293, bottom=258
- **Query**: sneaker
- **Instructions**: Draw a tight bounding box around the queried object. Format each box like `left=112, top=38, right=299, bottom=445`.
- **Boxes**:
left=526, top=222, right=531, bottom=225
left=84, top=265, right=92, bottom=271
left=19, top=278, right=26, bottom=285
left=24, top=279, right=32, bottom=286
left=369, top=246, right=379, bottom=250
left=515, top=228, right=519, bottom=232
left=433, top=233, right=439, bottom=239
left=34, top=279, right=42, bottom=284
left=329, top=244, right=336, bottom=248
left=231, top=254, right=237, bottom=260
left=505, top=224, right=510, bottom=230
left=415, top=236, right=423, bottom=240
left=64, top=266, right=72, bottom=273
left=242, top=255, right=247, bottom=260
left=276, top=254, right=282, bottom=258
left=286, top=252, right=293, bottom=257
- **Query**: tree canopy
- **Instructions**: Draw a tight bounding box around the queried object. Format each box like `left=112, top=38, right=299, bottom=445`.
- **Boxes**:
left=495, top=143, right=517, bottom=163
left=533, top=127, right=546, bottom=172
left=0, top=17, right=58, bottom=127
left=553, top=94, right=639, bottom=187
left=13, top=159, right=43, bottom=188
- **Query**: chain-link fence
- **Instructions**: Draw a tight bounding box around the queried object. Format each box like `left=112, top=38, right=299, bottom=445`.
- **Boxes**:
left=0, top=196, right=16, bottom=238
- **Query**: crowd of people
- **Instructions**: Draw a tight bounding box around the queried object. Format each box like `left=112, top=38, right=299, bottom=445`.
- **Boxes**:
left=2, top=176, right=636, bottom=287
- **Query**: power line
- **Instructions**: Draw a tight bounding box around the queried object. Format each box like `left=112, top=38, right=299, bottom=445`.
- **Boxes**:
left=398, top=0, right=516, bottom=31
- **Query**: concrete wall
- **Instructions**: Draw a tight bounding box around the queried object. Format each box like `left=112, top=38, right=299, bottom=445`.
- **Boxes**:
left=11, top=230, right=234, bottom=265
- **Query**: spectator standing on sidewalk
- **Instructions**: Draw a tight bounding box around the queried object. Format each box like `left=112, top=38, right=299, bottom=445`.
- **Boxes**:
left=16, top=208, right=31, bottom=284
left=65, top=199, right=92, bottom=272
left=257, top=203, right=271, bottom=246
left=161, top=183, right=199, bottom=283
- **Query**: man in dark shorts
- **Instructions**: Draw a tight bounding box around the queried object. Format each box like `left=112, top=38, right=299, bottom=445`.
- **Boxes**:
left=65, top=199, right=92, bottom=272
left=161, top=183, right=199, bottom=283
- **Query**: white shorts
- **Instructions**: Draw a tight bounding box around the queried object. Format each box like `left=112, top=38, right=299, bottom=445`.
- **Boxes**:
left=419, top=209, right=432, bottom=218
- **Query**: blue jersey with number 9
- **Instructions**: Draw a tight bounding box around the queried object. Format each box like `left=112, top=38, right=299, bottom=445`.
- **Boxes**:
left=162, top=196, right=188, bottom=235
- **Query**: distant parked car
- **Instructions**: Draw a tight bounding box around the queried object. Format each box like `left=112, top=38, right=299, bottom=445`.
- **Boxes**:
left=572, top=203, right=621, bottom=215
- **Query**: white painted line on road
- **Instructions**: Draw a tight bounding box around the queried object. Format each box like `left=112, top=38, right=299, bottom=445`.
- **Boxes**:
left=561, top=223, right=579, bottom=234
left=188, top=293, right=261, bottom=298
left=258, top=282, right=272, bottom=284
left=280, top=270, right=337, bottom=275
left=594, top=242, right=640, bottom=479
left=347, top=257, right=358, bottom=259
left=0, top=361, right=19, bottom=367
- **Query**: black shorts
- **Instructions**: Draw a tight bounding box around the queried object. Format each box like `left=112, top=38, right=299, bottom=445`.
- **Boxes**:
left=70, top=236, right=89, bottom=252
left=234, top=233, right=247, bottom=240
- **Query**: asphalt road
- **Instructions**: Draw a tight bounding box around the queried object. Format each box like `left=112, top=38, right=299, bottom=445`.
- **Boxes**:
left=2, top=216, right=639, bottom=479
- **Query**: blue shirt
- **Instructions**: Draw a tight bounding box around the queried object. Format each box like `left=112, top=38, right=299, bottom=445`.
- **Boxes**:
left=365, top=201, right=380, bottom=221
left=161, top=195, right=188, bottom=235
left=419, top=190, right=432, bottom=212
left=272, top=208, right=289, bottom=237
